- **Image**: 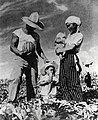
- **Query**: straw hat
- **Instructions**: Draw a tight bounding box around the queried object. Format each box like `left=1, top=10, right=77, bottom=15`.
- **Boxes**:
left=40, top=61, right=58, bottom=75
left=22, top=12, right=44, bottom=30
left=65, top=16, right=81, bottom=26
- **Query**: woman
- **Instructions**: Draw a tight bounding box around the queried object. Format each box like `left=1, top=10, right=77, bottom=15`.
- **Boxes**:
left=57, top=16, right=83, bottom=102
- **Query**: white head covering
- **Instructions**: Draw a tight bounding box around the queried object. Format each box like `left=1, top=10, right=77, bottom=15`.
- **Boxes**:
left=65, top=16, right=81, bottom=26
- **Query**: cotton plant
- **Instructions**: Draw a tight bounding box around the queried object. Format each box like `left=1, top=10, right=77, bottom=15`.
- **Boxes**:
left=0, top=105, right=6, bottom=115
left=33, top=99, right=42, bottom=120
left=15, top=106, right=23, bottom=120
left=0, top=103, right=21, bottom=120
left=2, top=74, right=98, bottom=120
left=0, top=100, right=41, bottom=120
left=46, top=108, right=56, bottom=117
left=74, top=101, right=98, bottom=120
left=58, top=100, right=71, bottom=108
left=1, top=98, right=98, bottom=120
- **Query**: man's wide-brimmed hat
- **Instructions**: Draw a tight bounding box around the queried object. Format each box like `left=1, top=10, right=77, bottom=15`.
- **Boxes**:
left=40, top=61, right=58, bottom=75
left=65, top=16, right=81, bottom=26
left=22, top=12, right=44, bottom=30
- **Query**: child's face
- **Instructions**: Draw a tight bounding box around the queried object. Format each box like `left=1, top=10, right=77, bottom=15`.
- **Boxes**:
left=45, top=66, right=54, bottom=75
left=54, top=38, right=65, bottom=48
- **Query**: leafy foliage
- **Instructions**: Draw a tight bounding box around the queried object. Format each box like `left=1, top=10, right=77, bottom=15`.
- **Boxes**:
left=0, top=73, right=98, bottom=120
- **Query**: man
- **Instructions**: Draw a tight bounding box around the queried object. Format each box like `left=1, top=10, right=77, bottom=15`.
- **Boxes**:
left=84, top=72, right=92, bottom=88
left=8, top=12, right=49, bottom=102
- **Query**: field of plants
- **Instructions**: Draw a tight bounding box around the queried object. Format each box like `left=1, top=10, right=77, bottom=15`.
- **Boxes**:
left=0, top=73, right=98, bottom=120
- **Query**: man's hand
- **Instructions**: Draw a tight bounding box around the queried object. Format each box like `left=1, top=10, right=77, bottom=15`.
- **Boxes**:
left=20, top=49, right=33, bottom=57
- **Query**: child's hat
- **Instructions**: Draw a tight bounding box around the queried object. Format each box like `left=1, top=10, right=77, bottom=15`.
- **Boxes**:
left=40, top=61, right=58, bottom=75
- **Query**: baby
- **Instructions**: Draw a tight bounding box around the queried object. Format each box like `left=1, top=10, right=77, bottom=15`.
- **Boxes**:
left=54, top=32, right=66, bottom=59
left=38, top=61, right=58, bottom=103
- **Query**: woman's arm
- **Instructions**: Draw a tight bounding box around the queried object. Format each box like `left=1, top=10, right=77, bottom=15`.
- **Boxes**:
left=57, top=36, right=83, bottom=53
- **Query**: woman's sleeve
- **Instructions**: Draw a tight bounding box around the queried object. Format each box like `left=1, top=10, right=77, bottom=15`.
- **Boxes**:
left=72, top=33, right=83, bottom=46
left=64, top=33, right=83, bottom=53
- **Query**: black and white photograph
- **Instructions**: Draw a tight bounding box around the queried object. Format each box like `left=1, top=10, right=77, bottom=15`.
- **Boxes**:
left=0, top=0, right=98, bottom=119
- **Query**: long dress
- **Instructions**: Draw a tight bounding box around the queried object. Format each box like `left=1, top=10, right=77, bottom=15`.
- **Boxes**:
left=58, top=32, right=83, bottom=102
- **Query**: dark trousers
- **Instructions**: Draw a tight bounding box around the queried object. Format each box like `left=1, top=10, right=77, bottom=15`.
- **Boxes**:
left=8, top=57, right=37, bottom=102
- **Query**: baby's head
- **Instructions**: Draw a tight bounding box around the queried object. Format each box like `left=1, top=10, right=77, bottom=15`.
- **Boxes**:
left=54, top=32, right=66, bottom=46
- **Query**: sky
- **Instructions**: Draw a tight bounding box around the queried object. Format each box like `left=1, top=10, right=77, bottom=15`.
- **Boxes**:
left=0, top=0, right=98, bottom=79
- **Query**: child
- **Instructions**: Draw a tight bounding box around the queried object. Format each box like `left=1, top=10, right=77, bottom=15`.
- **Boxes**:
left=38, top=61, right=58, bottom=102
left=54, top=32, right=66, bottom=59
